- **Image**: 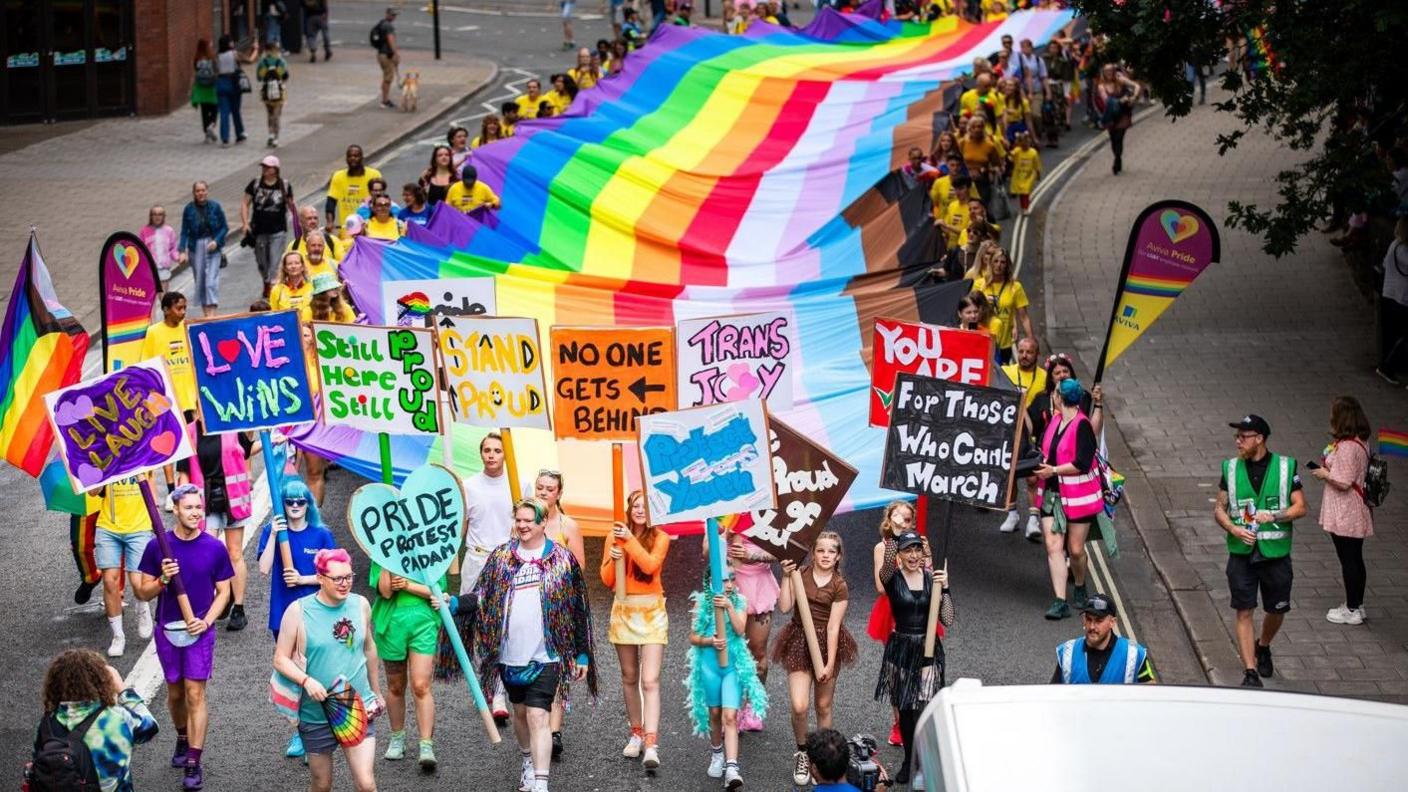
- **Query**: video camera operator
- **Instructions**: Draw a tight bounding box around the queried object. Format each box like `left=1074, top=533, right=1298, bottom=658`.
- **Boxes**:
left=807, top=728, right=892, bottom=792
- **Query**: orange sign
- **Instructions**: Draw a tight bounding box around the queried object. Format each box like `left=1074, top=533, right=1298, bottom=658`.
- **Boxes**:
left=550, top=326, right=677, bottom=441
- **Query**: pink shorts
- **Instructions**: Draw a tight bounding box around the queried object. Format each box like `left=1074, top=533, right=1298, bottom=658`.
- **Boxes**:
left=155, top=628, right=216, bottom=684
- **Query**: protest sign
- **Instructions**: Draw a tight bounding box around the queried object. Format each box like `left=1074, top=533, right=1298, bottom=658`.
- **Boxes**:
left=636, top=400, right=776, bottom=524
left=381, top=277, right=496, bottom=328
left=869, top=318, right=992, bottom=427
left=880, top=372, right=1021, bottom=510
left=741, top=417, right=858, bottom=566
left=439, top=316, right=549, bottom=430
left=677, top=311, right=795, bottom=409
left=313, top=323, right=442, bottom=436
left=187, top=311, right=315, bottom=434
left=551, top=326, right=676, bottom=441
left=98, top=232, right=160, bottom=373
left=44, top=359, right=193, bottom=492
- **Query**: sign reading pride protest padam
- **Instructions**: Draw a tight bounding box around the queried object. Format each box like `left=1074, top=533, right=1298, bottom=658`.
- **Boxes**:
left=880, top=372, right=1021, bottom=510
left=677, top=311, right=795, bottom=409
left=551, top=326, right=677, bottom=441
left=381, top=277, right=496, bottom=328
left=187, top=311, right=315, bottom=434
left=869, top=318, right=992, bottom=427
left=313, top=323, right=443, bottom=436
left=45, top=358, right=193, bottom=492
left=742, top=417, right=857, bottom=566
left=637, top=400, right=776, bottom=524
left=348, top=463, right=465, bottom=584
left=439, top=316, right=549, bottom=430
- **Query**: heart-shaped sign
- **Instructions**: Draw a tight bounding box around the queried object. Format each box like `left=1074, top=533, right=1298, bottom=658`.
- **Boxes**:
left=112, top=243, right=141, bottom=279
left=347, top=464, right=465, bottom=585
left=149, top=431, right=177, bottom=456
left=216, top=339, right=242, bottom=363
left=1160, top=210, right=1199, bottom=244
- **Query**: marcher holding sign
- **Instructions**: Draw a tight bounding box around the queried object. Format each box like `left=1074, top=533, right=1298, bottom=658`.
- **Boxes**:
left=684, top=571, right=765, bottom=792
left=1036, top=378, right=1110, bottom=622
left=599, top=490, right=671, bottom=770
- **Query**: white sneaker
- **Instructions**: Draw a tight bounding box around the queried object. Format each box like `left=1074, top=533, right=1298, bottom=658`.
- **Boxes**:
left=913, top=770, right=926, bottom=790
left=622, top=733, right=643, bottom=759
left=999, top=510, right=1020, bottom=533
left=792, top=750, right=810, bottom=785
left=136, top=602, right=154, bottom=639
left=1326, top=604, right=1365, bottom=625
left=164, top=492, right=175, bottom=512
left=107, top=633, right=126, bottom=657
left=723, top=764, right=742, bottom=790
left=493, top=691, right=509, bottom=720
left=1024, top=514, right=1042, bottom=540
left=706, top=749, right=724, bottom=779
left=517, top=755, right=533, bottom=792
left=642, top=744, right=660, bottom=770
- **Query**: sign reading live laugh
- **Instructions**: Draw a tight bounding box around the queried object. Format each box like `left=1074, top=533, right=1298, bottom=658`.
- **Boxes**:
left=1094, top=200, right=1220, bottom=382
left=880, top=372, right=1021, bottom=511
left=676, top=311, right=795, bottom=409
left=44, top=359, right=193, bottom=492
left=741, top=417, right=857, bottom=566
left=439, top=316, right=549, bottom=430
left=313, top=323, right=442, bottom=435
left=381, top=277, right=496, bottom=328
left=869, top=318, right=992, bottom=427
left=186, top=311, right=316, bottom=434
left=551, top=326, right=677, bottom=441
left=637, top=400, right=776, bottom=524
left=348, top=463, right=465, bottom=583
left=98, top=232, right=161, bottom=373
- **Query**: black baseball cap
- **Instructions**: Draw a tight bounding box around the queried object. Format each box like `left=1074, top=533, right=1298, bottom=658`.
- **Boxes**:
left=895, top=531, right=924, bottom=551
left=1229, top=414, right=1271, bottom=438
left=1082, top=593, right=1117, bottom=619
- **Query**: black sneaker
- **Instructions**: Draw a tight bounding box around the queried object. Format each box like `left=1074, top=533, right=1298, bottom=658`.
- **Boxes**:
left=1241, top=669, right=1263, bottom=688
left=551, top=731, right=563, bottom=760
left=1255, top=641, right=1274, bottom=678
left=1072, top=584, right=1089, bottom=610
left=227, top=605, right=247, bottom=632
left=74, top=580, right=98, bottom=605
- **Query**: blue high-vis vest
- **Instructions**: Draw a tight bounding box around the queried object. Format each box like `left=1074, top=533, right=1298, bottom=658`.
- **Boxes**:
left=1057, top=636, right=1146, bottom=684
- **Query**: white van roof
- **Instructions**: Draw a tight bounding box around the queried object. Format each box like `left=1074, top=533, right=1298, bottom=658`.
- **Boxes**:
left=914, top=678, right=1408, bottom=792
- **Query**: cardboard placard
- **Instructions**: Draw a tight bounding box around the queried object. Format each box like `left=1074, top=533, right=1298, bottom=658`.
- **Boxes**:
left=741, top=417, right=858, bottom=566
left=312, top=323, right=443, bottom=436
left=44, top=358, right=193, bottom=492
left=636, top=400, right=777, bottom=524
left=677, top=311, right=795, bottom=409
left=439, top=316, right=549, bottom=430
left=381, top=277, right=497, bottom=328
left=880, top=372, right=1021, bottom=511
left=186, top=311, right=316, bottom=434
left=869, top=318, right=992, bottom=427
left=550, top=326, right=677, bottom=441
left=347, top=463, right=466, bottom=584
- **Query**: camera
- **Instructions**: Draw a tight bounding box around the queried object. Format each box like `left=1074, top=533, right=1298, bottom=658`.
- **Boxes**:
left=846, top=733, right=888, bottom=792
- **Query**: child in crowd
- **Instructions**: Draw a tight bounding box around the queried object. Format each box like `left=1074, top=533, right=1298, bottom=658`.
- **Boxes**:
left=1008, top=131, right=1042, bottom=215
left=685, top=574, right=765, bottom=790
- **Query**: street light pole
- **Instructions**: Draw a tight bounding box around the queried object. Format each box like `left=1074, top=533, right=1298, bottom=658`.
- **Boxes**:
left=433, top=0, right=442, bottom=60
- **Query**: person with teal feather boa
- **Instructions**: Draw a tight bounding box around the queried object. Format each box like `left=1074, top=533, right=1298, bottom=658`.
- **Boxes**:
left=685, top=575, right=767, bottom=790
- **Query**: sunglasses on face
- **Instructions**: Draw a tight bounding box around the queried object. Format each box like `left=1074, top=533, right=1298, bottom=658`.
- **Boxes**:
left=285, top=498, right=309, bottom=507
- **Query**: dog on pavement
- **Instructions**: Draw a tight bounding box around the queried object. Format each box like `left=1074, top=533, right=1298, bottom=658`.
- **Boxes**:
left=400, top=71, right=420, bottom=113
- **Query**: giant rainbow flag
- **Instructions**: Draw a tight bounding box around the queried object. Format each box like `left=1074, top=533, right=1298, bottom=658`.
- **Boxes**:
left=293, top=6, right=1075, bottom=527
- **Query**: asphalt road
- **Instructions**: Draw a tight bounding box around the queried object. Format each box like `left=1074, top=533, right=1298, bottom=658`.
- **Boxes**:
left=0, top=7, right=1179, bottom=790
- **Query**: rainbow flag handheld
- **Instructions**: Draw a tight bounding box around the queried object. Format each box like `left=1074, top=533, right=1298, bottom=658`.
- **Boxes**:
left=0, top=232, right=91, bottom=476
left=1379, top=428, right=1408, bottom=459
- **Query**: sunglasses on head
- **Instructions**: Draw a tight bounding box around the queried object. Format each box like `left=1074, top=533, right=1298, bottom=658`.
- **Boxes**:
left=285, top=497, right=309, bottom=507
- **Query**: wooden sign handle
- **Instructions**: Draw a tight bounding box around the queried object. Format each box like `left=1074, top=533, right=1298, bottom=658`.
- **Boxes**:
left=502, top=427, right=522, bottom=503
left=138, top=478, right=196, bottom=624
left=612, top=443, right=627, bottom=601
left=790, top=569, right=826, bottom=676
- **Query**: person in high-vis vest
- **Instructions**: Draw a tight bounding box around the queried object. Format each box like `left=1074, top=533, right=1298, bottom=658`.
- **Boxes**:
left=1035, top=378, right=1104, bottom=621
left=1214, top=415, right=1307, bottom=688
left=1052, top=594, right=1154, bottom=684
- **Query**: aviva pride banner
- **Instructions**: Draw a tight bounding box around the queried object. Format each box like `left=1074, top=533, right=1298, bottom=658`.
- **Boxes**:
left=1094, top=201, right=1220, bottom=381
left=98, top=232, right=161, bottom=373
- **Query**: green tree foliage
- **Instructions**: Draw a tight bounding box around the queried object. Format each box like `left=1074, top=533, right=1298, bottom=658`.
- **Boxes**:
left=1069, top=0, right=1408, bottom=256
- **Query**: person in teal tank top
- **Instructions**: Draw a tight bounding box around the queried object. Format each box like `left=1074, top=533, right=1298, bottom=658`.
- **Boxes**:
left=273, top=548, right=383, bottom=792
left=1214, top=415, right=1306, bottom=689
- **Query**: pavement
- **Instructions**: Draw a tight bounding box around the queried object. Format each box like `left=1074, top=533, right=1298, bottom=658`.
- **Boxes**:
left=1043, top=87, right=1408, bottom=702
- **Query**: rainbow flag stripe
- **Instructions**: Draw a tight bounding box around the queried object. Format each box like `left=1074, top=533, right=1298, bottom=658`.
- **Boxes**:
left=106, top=316, right=149, bottom=345
left=1123, top=274, right=1190, bottom=298
left=292, top=6, right=1075, bottom=519
left=1380, top=429, right=1408, bottom=459
left=0, top=235, right=90, bottom=476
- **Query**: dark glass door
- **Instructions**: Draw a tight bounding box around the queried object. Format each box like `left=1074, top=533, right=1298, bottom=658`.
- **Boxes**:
left=49, top=0, right=90, bottom=118
left=0, top=0, right=133, bottom=123
left=92, top=0, right=132, bottom=114
left=2, top=0, right=45, bottom=122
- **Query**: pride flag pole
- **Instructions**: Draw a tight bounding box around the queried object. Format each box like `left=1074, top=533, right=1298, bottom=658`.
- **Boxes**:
left=258, top=429, right=295, bottom=585
left=705, top=517, right=729, bottom=668
left=612, top=443, right=627, bottom=601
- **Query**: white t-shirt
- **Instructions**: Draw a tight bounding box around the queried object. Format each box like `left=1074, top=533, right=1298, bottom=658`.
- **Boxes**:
left=500, top=543, right=553, bottom=665
left=463, top=471, right=513, bottom=554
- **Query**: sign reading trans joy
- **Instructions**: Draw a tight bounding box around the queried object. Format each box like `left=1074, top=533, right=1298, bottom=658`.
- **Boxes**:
left=677, top=311, right=795, bottom=409
left=880, top=372, right=1021, bottom=511
left=636, top=400, right=777, bottom=524
left=187, top=311, right=315, bottom=434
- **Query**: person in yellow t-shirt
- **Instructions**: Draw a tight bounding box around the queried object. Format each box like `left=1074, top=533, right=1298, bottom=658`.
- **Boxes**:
left=139, top=292, right=198, bottom=414
left=445, top=164, right=501, bottom=213
left=269, top=251, right=313, bottom=315
left=289, top=206, right=346, bottom=265
left=500, top=102, right=521, bottom=137
left=545, top=73, right=573, bottom=115
left=364, top=194, right=404, bottom=240
left=972, top=249, right=1032, bottom=363
left=94, top=473, right=154, bottom=656
left=1001, top=336, right=1046, bottom=411
left=936, top=175, right=972, bottom=250
left=324, top=144, right=383, bottom=232
left=959, top=74, right=1006, bottom=134
left=300, top=232, right=337, bottom=279
left=515, top=79, right=544, bottom=119
left=568, top=48, right=600, bottom=91
left=1008, top=132, right=1042, bottom=216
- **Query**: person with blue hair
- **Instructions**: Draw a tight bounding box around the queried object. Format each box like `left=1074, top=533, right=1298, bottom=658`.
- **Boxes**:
left=258, top=476, right=337, bottom=759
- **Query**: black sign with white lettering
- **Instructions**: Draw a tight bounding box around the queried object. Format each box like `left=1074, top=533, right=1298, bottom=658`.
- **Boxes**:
left=880, top=372, right=1021, bottom=510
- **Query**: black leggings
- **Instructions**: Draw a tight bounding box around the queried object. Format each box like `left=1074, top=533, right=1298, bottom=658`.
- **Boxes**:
left=1331, top=534, right=1367, bottom=610
left=1108, top=128, right=1127, bottom=161
left=198, top=103, right=217, bottom=130
left=898, top=708, right=921, bottom=776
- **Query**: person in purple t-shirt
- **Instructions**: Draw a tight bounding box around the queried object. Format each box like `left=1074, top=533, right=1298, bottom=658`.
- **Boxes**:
left=134, top=484, right=234, bottom=791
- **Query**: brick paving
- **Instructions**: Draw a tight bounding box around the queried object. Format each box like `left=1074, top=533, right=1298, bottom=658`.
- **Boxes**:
left=1045, top=89, right=1408, bottom=701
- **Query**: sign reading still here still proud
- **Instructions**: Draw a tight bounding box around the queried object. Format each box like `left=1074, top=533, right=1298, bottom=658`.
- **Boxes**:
left=880, top=372, right=1021, bottom=510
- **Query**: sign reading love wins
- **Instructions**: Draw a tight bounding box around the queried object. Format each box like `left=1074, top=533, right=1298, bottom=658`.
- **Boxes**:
left=44, top=358, right=193, bottom=492
left=187, top=311, right=316, bottom=434
left=439, top=316, right=549, bottom=430
left=348, top=463, right=466, bottom=584
left=313, top=323, right=442, bottom=435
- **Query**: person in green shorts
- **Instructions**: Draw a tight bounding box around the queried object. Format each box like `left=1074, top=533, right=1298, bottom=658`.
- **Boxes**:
left=371, top=561, right=447, bottom=773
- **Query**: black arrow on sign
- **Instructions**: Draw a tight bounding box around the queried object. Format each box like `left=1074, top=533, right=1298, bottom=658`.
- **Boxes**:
left=628, top=377, right=666, bottom=404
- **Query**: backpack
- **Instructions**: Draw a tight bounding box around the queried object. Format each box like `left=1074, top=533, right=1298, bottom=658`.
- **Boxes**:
left=194, top=58, right=216, bottom=88
left=368, top=21, right=387, bottom=51
left=261, top=68, right=284, bottom=103
left=1350, top=439, right=1390, bottom=508
left=28, top=709, right=102, bottom=792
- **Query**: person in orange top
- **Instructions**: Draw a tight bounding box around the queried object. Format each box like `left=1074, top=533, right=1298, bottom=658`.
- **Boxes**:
left=600, top=490, right=671, bottom=770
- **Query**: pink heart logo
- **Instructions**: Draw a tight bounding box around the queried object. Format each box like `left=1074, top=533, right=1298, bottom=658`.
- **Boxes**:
left=216, top=339, right=241, bottom=363
left=722, top=363, right=761, bottom=401
left=149, top=431, right=177, bottom=457
left=1159, top=210, right=1199, bottom=244
left=112, top=243, right=141, bottom=279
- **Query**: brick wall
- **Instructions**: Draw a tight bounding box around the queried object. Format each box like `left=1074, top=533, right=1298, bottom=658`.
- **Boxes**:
left=134, top=0, right=214, bottom=116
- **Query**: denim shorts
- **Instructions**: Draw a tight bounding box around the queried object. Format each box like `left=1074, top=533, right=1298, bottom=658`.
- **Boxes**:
left=94, top=529, right=152, bottom=573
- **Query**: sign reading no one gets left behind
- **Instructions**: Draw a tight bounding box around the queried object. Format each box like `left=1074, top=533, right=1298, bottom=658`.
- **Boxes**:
left=880, top=372, right=1021, bottom=511
left=313, top=323, right=442, bottom=435
left=551, top=326, right=676, bottom=441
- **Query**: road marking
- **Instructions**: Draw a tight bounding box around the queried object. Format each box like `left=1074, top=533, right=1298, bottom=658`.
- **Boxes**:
left=435, top=4, right=603, bottom=20
left=455, top=25, right=481, bottom=31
